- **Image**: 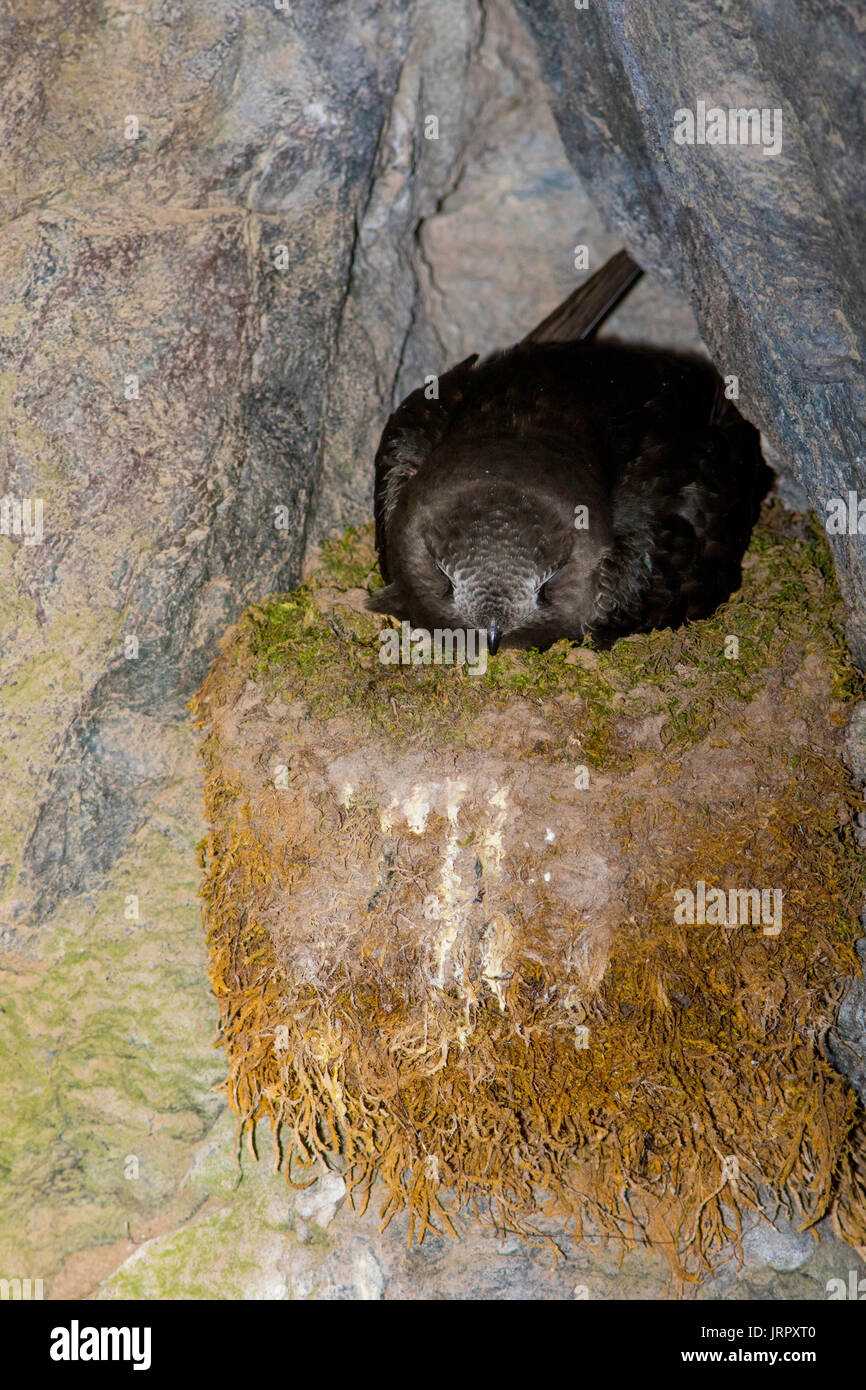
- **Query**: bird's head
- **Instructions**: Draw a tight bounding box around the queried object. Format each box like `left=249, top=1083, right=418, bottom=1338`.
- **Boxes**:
left=368, top=440, right=612, bottom=652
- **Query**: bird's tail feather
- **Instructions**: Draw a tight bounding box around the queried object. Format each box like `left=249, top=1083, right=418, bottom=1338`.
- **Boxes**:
left=521, top=248, right=643, bottom=345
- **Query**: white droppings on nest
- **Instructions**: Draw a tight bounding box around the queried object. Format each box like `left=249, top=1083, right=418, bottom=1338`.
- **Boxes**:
left=379, top=795, right=399, bottom=833
left=444, top=779, right=465, bottom=827
left=476, top=784, right=517, bottom=1009
left=545, top=827, right=556, bottom=842
left=323, top=758, right=541, bottom=1011
left=429, top=778, right=471, bottom=989
left=393, top=778, right=517, bottom=1006
left=377, top=775, right=469, bottom=836
left=381, top=777, right=475, bottom=990
left=481, top=783, right=510, bottom=872
left=404, top=783, right=434, bottom=835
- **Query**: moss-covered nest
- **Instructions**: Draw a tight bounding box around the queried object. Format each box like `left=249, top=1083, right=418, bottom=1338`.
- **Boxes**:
left=191, top=503, right=866, bottom=1277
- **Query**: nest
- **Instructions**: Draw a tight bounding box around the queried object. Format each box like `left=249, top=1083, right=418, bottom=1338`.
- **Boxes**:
left=191, top=504, right=866, bottom=1277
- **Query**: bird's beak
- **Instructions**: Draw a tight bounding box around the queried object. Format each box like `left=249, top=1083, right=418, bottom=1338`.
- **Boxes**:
left=485, top=625, right=502, bottom=656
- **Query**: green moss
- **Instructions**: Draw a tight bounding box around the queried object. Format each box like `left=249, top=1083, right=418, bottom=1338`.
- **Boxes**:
left=0, top=764, right=225, bottom=1288
left=318, top=525, right=383, bottom=591
left=94, top=1107, right=352, bottom=1299
left=238, top=506, right=860, bottom=767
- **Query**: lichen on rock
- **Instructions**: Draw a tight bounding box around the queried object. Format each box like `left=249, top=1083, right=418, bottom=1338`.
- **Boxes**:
left=191, top=504, right=866, bottom=1277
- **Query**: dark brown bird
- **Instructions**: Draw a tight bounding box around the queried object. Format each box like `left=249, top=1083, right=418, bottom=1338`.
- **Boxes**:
left=368, top=251, right=771, bottom=653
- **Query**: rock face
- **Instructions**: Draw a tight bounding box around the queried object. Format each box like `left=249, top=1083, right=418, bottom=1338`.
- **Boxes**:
left=514, top=0, right=866, bottom=661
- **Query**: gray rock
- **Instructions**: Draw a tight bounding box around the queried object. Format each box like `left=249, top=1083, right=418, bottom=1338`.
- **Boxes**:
left=830, top=704, right=866, bottom=1106
left=844, top=702, right=866, bottom=785
left=741, top=1215, right=814, bottom=1273
left=829, top=937, right=866, bottom=1105
left=293, top=1171, right=347, bottom=1230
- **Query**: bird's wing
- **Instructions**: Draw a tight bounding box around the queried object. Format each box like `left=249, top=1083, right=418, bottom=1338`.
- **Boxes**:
left=373, top=353, right=478, bottom=582
left=521, top=249, right=643, bottom=345
left=588, top=406, right=768, bottom=648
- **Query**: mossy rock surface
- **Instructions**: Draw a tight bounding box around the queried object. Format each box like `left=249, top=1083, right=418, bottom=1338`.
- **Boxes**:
left=191, top=504, right=866, bottom=1276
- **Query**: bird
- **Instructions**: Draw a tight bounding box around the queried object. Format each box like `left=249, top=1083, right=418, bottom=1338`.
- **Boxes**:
left=368, top=250, right=772, bottom=654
